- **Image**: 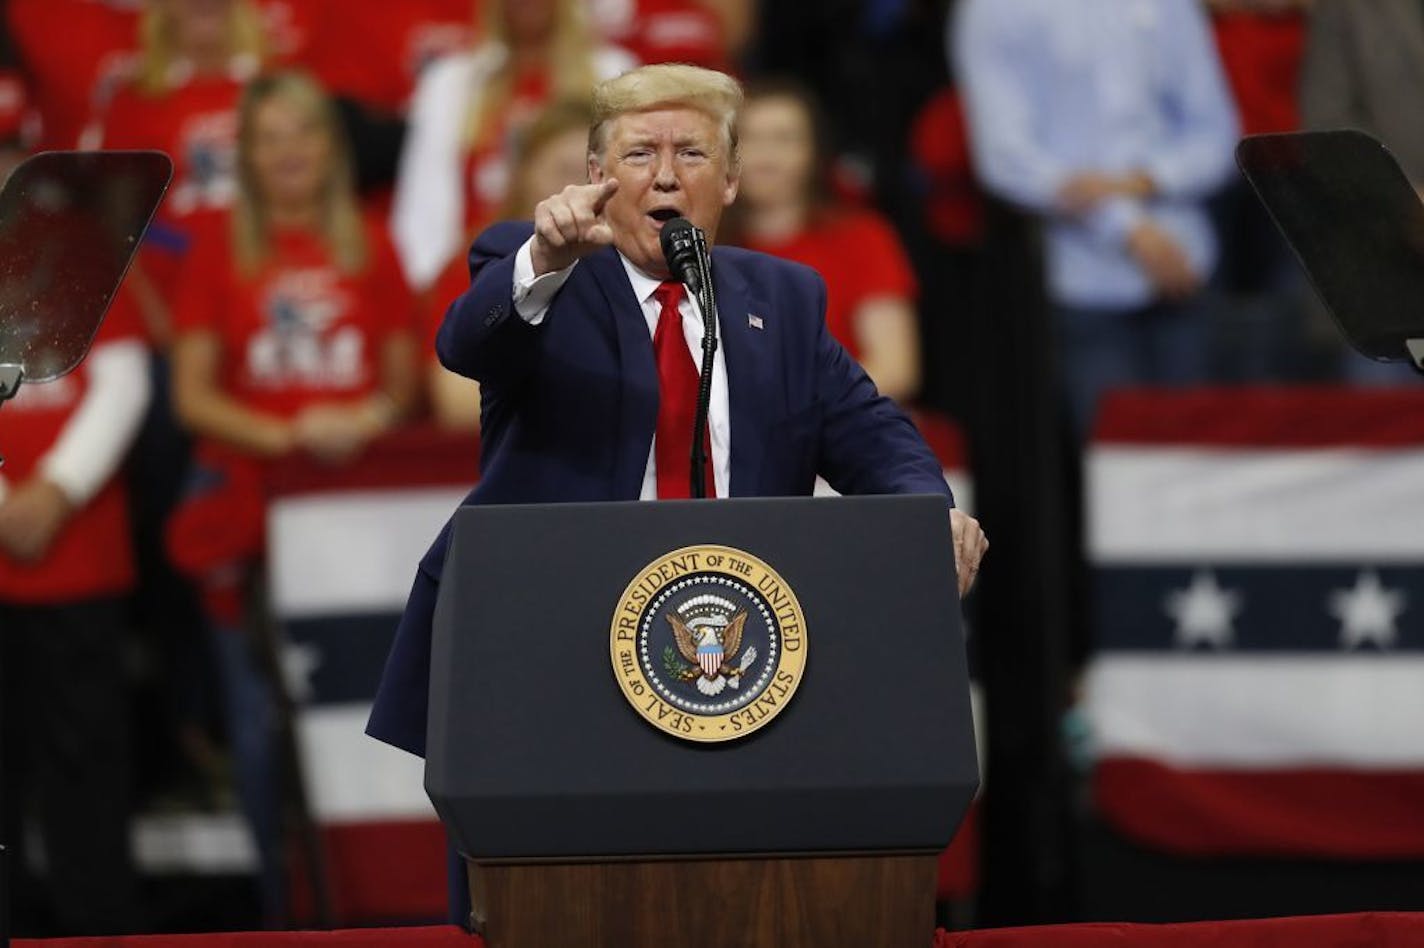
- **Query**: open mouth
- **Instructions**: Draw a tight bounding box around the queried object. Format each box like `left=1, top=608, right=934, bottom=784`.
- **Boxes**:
left=647, top=208, right=680, bottom=224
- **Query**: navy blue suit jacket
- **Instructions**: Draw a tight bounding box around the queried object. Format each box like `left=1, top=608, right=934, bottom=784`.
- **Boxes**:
left=366, top=221, right=953, bottom=757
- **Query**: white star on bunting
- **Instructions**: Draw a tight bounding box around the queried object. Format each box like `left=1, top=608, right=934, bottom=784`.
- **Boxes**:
left=1330, top=570, right=1406, bottom=650
left=280, top=641, right=324, bottom=703
left=1164, top=570, right=1242, bottom=649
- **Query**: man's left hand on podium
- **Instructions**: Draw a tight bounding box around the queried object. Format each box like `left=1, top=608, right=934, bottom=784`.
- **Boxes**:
left=951, top=508, right=988, bottom=598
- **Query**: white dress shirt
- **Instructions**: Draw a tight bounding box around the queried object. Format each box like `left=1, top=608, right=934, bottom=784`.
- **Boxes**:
left=510, top=237, right=731, bottom=498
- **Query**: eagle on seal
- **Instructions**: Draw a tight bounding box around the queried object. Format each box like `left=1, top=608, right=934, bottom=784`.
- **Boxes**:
left=667, top=610, right=757, bottom=696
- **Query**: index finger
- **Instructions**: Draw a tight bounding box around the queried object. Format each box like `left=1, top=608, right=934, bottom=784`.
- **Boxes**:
left=591, top=177, right=619, bottom=214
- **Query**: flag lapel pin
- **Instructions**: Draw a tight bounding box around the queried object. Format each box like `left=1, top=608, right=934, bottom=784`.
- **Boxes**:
left=748, top=313, right=764, bottom=330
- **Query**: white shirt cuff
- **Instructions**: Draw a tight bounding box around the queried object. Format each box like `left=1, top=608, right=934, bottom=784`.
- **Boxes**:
left=512, top=238, right=577, bottom=325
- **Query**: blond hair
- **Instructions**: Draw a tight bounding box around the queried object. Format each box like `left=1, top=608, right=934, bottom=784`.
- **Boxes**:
left=463, top=0, right=597, bottom=150
left=231, top=72, right=367, bottom=276
left=589, top=64, right=744, bottom=159
left=137, top=0, right=265, bottom=95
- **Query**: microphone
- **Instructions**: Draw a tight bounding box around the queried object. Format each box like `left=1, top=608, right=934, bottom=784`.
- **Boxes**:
left=659, top=216, right=704, bottom=296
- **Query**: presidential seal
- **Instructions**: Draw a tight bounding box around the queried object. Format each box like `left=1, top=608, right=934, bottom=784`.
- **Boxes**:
left=610, top=545, right=807, bottom=743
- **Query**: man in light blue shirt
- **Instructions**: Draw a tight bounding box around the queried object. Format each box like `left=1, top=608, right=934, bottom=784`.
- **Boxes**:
left=953, top=0, right=1239, bottom=433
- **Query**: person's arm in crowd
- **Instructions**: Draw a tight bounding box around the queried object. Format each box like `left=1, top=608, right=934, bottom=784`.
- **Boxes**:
left=390, top=56, right=472, bottom=289
left=1300, top=0, right=1358, bottom=132
left=853, top=297, right=921, bottom=404
left=0, top=340, right=151, bottom=562
left=952, top=0, right=1081, bottom=216
left=1136, top=0, right=1240, bottom=203
left=172, top=330, right=297, bottom=457
left=293, top=234, right=420, bottom=463
left=429, top=366, right=482, bottom=431
left=953, top=0, right=1144, bottom=244
left=1063, top=1, right=1239, bottom=217
left=291, top=329, right=419, bottom=464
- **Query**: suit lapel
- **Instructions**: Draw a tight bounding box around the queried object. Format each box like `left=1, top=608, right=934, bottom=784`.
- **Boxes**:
left=582, top=248, right=658, bottom=500
left=713, top=249, right=774, bottom=497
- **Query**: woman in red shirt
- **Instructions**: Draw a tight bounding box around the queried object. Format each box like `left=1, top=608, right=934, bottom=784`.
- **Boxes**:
left=171, top=70, right=418, bottom=925
left=95, top=0, right=266, bottom=343
left=726, top=79, right=923, bottom=403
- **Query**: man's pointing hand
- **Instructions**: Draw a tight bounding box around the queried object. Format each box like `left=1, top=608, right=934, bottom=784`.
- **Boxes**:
left=531, top=179, right=620, bottom=276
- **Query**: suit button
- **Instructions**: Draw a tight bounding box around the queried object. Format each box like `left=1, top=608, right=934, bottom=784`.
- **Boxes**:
left=484, top=306, right=501, bottom=326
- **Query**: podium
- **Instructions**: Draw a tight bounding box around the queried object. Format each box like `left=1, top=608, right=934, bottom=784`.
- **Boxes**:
left=425, top=495, right=979, bottom=947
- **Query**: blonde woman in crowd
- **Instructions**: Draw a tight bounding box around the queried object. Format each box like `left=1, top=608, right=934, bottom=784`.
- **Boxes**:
left=170, top=71, right=418, bottom=925
left=391, top=0, right=635, bottom=290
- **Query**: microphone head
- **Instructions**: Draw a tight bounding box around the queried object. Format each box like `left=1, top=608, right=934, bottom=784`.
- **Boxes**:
left=659, top=216, right=704, bottom=292
left=659, top=215, right=698, bottom=258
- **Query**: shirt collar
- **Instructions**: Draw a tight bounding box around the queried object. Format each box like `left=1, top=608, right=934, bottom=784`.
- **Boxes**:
left=618, top=251, right=675, bottom=306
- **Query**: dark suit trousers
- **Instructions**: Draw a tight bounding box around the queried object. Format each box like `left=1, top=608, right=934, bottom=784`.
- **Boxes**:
left=0, top=596, right=141, bottom=935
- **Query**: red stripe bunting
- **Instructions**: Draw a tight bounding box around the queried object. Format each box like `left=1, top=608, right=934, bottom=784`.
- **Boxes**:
left=1095, top=758, right=1424, bottom=858
left=1094, top=388, right=1424, bottom=448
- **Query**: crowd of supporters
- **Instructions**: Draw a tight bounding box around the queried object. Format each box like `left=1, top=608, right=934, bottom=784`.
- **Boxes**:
left=0, top=0, right=1415, bottom=936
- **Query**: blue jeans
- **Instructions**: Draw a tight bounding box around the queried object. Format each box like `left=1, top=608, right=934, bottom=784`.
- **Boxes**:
left=209, top=622, right=285, bottom=924
left=1055, top=297, right=1209, bottom=437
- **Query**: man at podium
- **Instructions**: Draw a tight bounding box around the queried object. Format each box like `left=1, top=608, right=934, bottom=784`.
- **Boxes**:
left=367, top=61, right=987, bottom=757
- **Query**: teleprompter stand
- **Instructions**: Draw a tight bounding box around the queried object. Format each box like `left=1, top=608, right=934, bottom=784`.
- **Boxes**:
left=424, top=495, right=979, bottom=947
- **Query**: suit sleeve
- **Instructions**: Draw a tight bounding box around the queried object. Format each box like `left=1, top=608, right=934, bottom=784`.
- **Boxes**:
left=433, top=220, right=544, bottom=386
left=809, top=273, right=956, bottom=503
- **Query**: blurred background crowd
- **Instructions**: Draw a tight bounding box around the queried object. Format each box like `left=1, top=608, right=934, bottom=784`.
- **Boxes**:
left=2, top=0, right=1422, bottom=938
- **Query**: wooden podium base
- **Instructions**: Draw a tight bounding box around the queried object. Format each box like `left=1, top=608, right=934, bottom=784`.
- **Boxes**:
left=468, top=853, right=937, bottom=948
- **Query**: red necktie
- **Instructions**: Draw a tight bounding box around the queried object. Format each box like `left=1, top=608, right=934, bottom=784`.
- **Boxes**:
left=652, top=281, right=715, bottom=499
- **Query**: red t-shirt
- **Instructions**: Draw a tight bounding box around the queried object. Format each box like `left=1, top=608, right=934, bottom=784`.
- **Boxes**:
left=7, top=0, right=140, bottom=150
left=173, top=218, right=415, bottom=419
left=0, top=291, right=144, bottom=603
left=95, top=72, right=246, bottom=309
left=1212, top=11, right=1305, bottom=137
left=307, top=0, right=475, bottom=113
left=739, top=209, right=918, bottom=360
left=589, top=0, right=726, bottom=70
left=255, top=0, right=325, bottom=68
